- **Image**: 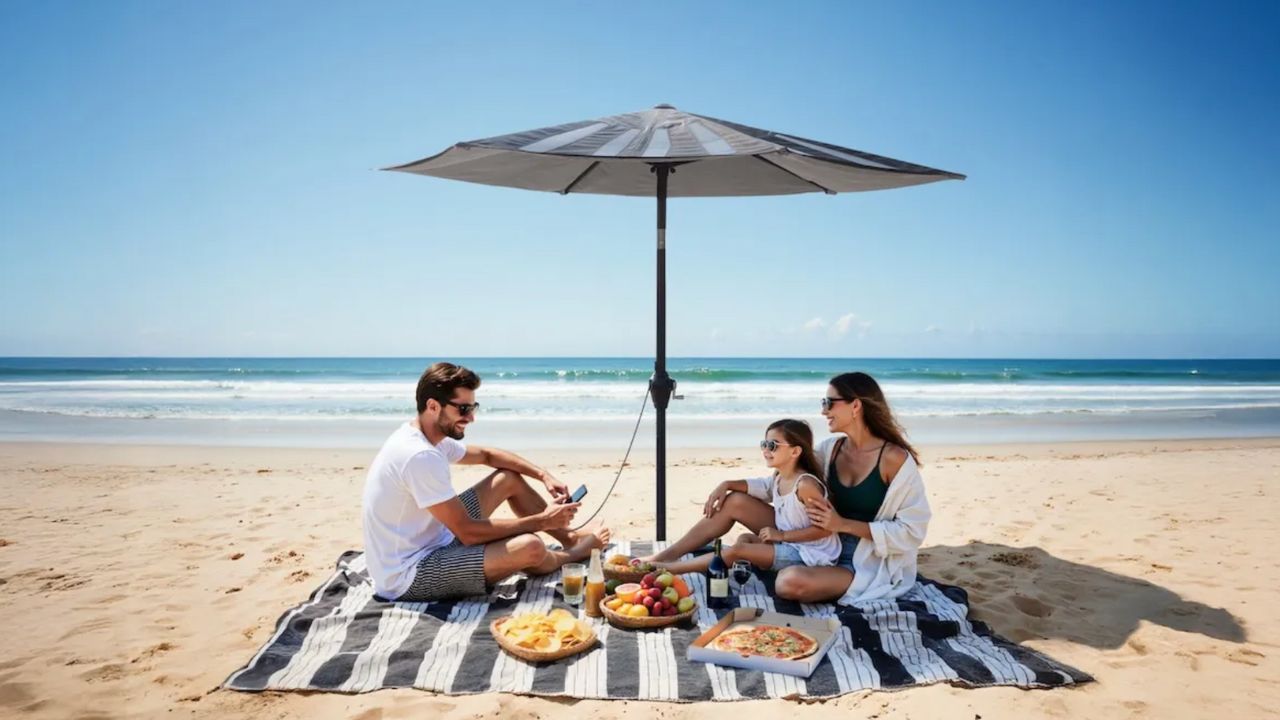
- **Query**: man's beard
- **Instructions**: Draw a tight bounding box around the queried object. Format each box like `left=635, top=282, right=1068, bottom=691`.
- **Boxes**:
left=438, top=417, right=466, bottom=440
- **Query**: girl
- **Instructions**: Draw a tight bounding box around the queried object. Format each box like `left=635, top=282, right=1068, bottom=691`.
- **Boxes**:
left=648, top=418, right=840, bottom=575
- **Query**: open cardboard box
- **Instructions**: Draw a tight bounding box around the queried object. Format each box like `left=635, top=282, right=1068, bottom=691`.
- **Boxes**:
left=687, top=607, right=841, bottom=678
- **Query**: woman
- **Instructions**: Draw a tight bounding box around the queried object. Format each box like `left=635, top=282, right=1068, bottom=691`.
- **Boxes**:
left=642, top=372, right=930, bottom=606
left=779, top=371, right=930, bottom=604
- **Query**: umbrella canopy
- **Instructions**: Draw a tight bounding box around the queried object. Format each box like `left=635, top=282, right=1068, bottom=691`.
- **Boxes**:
left=386, top=104, right=964, bottom=196
left=386, top=105, right=963, bottom=539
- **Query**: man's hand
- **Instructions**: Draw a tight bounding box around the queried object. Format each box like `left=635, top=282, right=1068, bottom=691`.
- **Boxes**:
left=758, top=526, right=782, bottom=544
left=541, top=471, right=570, bottom=503
left=540, top=500, right=580, bottom=529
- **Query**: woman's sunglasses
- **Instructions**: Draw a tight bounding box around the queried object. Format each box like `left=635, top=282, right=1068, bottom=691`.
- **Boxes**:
left=759, top=439, right=792, bottom=452
left=820, top=396, right=852, bottom=411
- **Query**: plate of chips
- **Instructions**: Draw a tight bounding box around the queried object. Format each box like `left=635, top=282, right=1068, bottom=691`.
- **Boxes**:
left=490, top=609, right=598, bottom=662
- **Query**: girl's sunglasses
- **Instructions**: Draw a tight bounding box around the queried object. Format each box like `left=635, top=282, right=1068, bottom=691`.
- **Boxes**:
left=759, top=439, right=792, bottom=452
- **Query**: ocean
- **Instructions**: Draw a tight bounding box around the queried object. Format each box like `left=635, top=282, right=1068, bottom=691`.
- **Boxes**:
left=2, top=357, right=1279, bottom=449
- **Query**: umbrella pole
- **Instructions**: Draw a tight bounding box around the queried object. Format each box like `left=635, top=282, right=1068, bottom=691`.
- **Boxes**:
left=651, top=163, right=675, bottom=541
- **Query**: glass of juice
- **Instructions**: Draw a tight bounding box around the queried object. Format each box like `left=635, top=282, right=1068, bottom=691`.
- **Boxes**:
left=562, top=563, right=586, bottom=605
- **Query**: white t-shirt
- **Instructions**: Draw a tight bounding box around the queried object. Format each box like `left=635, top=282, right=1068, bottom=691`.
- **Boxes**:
left=361, top=421, right=467, bottom=599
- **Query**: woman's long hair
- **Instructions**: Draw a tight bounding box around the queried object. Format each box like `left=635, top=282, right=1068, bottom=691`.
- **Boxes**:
left=829, top=372, right=920, bottom=464
left=766, top=418, right=825, bottom=482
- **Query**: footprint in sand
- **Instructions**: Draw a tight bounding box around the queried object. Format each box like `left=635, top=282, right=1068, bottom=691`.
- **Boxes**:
left=1011, top=595, right=1054, bottom=618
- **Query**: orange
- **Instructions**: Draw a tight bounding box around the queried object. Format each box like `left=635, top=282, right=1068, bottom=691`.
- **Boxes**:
left=615, top=582, right=643, bottom=603
left=670, top=576, right=691, bottom=599
left=627, top=604, right=650, bottom=618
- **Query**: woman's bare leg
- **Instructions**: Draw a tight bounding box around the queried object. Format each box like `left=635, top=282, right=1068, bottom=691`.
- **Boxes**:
left=643, top=492, right=776, bottom=563
left=774, top=565, right=855, bottom=603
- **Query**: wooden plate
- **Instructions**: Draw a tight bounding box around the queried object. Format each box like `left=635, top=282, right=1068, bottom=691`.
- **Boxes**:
left=490, top=616, right=597, bottom=663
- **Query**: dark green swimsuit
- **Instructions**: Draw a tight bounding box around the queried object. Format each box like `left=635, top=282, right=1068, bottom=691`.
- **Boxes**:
left=829, top=438, right=890, bottom=521
left=829, top=438, right=889, bottom=563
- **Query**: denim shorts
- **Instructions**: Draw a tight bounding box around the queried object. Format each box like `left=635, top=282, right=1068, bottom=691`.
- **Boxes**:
left=770, top=542, right=807, bottom=571
left=836, top=533, right=859, bottom=569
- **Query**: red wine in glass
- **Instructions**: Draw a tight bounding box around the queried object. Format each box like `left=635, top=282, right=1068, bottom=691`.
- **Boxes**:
left=731, top=560, right=752, bottom=587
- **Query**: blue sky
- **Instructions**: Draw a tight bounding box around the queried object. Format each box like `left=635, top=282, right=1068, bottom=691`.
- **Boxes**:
left=1, top=2, right=1277, bottom=358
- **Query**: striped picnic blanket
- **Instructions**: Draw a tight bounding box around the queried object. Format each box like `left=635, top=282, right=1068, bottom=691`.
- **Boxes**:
left=225, top=541, right=1090, bottom=700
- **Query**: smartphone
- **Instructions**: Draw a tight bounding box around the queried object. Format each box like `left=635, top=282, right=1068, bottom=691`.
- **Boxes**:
left=569, top=484, right=588, bottom=503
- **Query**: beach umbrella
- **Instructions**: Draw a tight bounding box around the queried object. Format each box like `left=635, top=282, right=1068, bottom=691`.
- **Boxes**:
left=386, top=104, right=964, bottom=539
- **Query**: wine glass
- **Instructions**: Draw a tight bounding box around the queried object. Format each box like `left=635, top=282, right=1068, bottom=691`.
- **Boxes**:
left=731, top=559, right=753, bottom=589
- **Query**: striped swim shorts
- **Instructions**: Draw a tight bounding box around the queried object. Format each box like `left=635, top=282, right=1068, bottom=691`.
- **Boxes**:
left=397, top=486, right=488, bottom=602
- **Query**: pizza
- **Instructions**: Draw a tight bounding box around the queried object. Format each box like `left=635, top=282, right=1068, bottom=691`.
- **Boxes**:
left=710, top=624, right=819, bottom=660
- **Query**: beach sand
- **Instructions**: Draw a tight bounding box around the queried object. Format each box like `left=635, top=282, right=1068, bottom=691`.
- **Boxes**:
left=1, top=438, right=1277, bottom=718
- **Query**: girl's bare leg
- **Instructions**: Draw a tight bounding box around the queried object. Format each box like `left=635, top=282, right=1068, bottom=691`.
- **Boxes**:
left=643, top=493, right=775, bottom=563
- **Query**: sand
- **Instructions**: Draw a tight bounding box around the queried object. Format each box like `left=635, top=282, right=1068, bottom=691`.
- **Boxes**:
left=1, top=437, right=1278, bottom=719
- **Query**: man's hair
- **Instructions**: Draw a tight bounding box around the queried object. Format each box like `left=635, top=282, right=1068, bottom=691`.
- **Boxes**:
left=415, top=362, right=481, bottom=414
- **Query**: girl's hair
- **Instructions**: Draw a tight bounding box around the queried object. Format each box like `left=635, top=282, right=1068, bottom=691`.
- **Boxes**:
left=766, top=418, right=825, bottom=482
left=829, top=372, right=920, bottom=464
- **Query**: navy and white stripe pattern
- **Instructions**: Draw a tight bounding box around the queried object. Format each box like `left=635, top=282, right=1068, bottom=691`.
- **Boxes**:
left=225, top=541, right=1089, bottom=700
left=386, top=106, right=965, bottom=197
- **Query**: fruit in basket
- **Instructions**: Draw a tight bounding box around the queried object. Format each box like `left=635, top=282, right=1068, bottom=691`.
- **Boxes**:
left=605, top=579, right=621, bottom=595
left=677, top=597, right=696, bottom=613
left=662, top=587, right=679, bottom=605
left=627, top=604, right=650, bottom=618
left=671, top=576, right=691, bottom=599
left=615, top=582, right=642, bottom=603
left=608, top=554, right=630, bottom=566
left=656, top=572, right=674, bottom=588
left=604, top=596, right=625, bottom=611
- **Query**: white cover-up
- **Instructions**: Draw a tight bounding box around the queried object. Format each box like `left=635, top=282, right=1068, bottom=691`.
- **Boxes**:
left=814, top=435, right=932, bottom=606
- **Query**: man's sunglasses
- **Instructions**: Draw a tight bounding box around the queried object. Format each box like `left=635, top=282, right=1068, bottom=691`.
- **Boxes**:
left=759, top=439, right=793, bottom=452
left=821, top=396, right=852, bottom=411
left=442, top=400, right=480, bottom=416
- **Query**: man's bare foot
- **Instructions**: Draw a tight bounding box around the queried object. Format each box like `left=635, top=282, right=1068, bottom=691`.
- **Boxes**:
left=564, top=521, right=611, bottom=562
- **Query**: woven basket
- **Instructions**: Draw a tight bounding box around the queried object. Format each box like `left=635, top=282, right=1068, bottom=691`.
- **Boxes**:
left=602, top=564, right=653, bottom=584
left=490, top=616, right=597, bottom=663
left=599, top=593, right=697, bottom=630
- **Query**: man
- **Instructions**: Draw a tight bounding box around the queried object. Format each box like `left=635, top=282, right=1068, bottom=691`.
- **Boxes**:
left=362, top=361, right=610, bottom=602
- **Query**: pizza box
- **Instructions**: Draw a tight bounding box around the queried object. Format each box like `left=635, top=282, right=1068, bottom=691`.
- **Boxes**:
left=687, top=607, right=841, bottom=678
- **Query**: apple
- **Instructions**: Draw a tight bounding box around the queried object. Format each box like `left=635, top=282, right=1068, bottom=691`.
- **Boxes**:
left=642, top=572, right=657, bottom=587
left=677, top=597, right=696, bottom=613
left=666, top=606, right=679, bottom=616
left=642, top=595, right=655, bottom=609
left=656, top=572, right=674, bottom=588
left=648, top=587, right=663, bottom=600
left=662, top=587, right=679, bottom=605
left=654, top=600, right=667, bottom=614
